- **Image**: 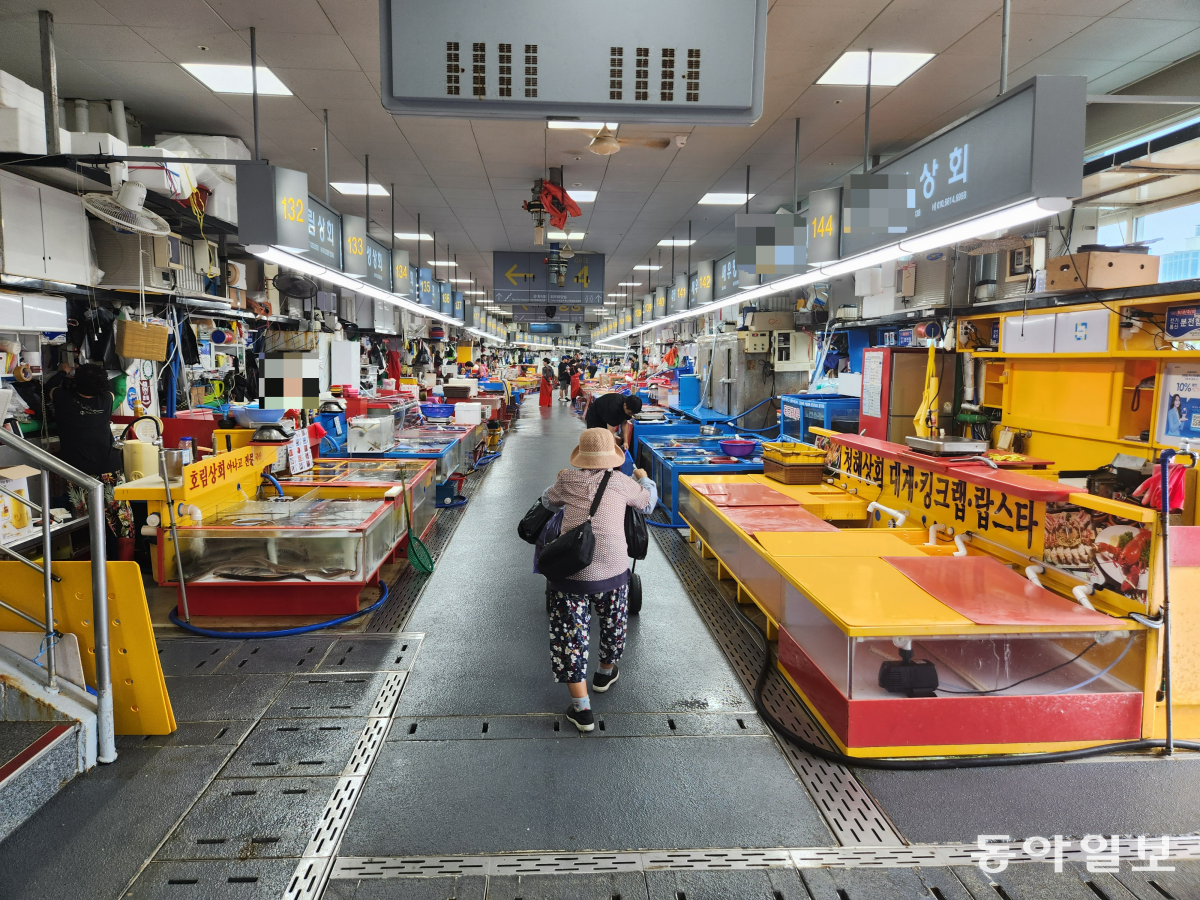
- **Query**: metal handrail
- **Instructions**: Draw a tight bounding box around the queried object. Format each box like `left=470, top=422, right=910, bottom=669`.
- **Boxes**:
left=0, top=428, right=114, bottom=763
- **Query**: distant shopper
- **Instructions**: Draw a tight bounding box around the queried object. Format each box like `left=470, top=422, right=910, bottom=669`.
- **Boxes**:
left=585, top=391, right=642, bottom=434
left=587, top=358, right=599, bottom=378
left=557, top=357, right=571, bottom=401
left=539, top=357, right=555, bottom=408
left=541, top=428, right=657, bottom=732
left=569, top=362, right=582, bottom=403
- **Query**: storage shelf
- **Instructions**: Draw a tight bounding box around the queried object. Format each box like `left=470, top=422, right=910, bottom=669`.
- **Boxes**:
left=970, top=350, right=1200, bottom=359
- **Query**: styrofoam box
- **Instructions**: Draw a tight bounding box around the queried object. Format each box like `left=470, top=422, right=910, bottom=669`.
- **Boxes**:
left=204, top=179, right=238, bottom=224
left=854, top=267, right=883, bottom=297
left=0, top=107, right=46, bottom=154
left=1053, top=309, right=1110, bottom=354
left=862, top=291, right=903, bottom=319
left=0, top=71, right=42, bottom=110
left=70, top=132, right=127, bottom=156
left=1002, top=313, right=1056, bottom=354
left=455, top=401, right=482, bottom=425
left=127, top=146, right=194, bottom=199
left=157, top=133, right=248, bottom=185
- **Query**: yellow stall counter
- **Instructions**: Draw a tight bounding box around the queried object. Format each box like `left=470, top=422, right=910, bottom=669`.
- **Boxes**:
left=756, top=531, right=926, bottom=558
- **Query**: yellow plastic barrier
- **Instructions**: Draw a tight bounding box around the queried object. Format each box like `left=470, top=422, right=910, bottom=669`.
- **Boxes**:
left=0, top=561, right=175, bottom=735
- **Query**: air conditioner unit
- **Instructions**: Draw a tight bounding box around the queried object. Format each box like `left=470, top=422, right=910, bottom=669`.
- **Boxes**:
left=90, top=221, right=174, bottom=290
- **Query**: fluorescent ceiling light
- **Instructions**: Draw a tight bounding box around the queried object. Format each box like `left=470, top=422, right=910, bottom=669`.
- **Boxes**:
left=464, top=290, right=485, bottom=295
left=428, top=260, right=458, bottom=266
left=395, top=232, right=434, bottom=241
left=699, top=193, right=754, bottom=205
left=570, top=191, right=597, bottom=202
left=633, top=265, right=661, bottom=270
left=448, top=278, right=473, bottom=283
left=606, top=293, right=625, bottom=297
left=547, top=121, right=618, bottom=130
left=817, top=51, right=934, bottom=86
left=181, top=63, right=292, bottom=95
left=617, top=281, right=641, bottom=287
left=330, top=182, right=389, bottom=196
left=658, top=239, right=695, bottom=247
left=897, top=197, right=1070, bottom=254
left=548, top=231, right=585, bottom=240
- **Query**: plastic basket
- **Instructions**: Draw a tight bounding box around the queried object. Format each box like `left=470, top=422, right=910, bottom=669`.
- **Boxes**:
left=762, top=441, right=826, bottom=465
left=764, top=457, right=825, bottom=485
left=115, top=319, right=170, bottom=361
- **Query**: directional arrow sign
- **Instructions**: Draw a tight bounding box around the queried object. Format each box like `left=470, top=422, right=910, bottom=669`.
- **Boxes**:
left=506, top=263, right=534, bottom=286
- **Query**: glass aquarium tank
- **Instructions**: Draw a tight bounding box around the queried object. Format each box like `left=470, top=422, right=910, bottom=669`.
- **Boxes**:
left=173, top=497, right=395, bottom=585
left=275, top=459, right=435, bottom=539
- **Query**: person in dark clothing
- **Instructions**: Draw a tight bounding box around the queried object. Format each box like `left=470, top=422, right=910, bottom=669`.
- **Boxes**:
left=587, top=358, right=599, bottom=378
left=557, top=357, right=571, bottom=401
left=584, top=392, right=642, bottom=433
left=13, top=361, right=133, bottom=553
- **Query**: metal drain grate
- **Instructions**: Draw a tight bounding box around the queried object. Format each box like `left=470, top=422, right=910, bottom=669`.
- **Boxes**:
left=283, top=658, right=409, bottom=899
left=647, top=516, right=902, bottom=848
left=328, top=836, right=1200, bottom=881
left=368, top=466, right=490, bottom=633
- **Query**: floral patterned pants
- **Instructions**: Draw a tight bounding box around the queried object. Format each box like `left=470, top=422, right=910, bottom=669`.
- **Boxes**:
left=548, top=583, right=629, bottom=684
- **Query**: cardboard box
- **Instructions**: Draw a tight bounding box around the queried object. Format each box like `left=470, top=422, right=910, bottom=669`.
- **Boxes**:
left=1046, top=252, right=1159, bottom=292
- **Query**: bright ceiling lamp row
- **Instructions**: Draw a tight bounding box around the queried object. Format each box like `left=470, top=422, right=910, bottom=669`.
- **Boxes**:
left=597, top=198, right=1069, bottom=346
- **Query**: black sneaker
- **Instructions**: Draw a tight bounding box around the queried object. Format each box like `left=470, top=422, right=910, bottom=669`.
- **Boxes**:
left=565, top=704, right=595, bottom=732
left=592, top=666, right=619, bottom=693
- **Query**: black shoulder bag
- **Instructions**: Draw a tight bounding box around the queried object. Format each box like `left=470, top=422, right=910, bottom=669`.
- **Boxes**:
left=625, top=506, right=648, bottom=561
left=517, top=499, right=554, bottom=544
left=536, top=471, right=612, bottom=582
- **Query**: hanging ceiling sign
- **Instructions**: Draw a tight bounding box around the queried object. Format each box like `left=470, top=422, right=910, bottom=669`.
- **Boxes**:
left=805, top=186, right=842, bottom=266
left=714, top=251, right=738, bottom=300
left=302, top=195, right=342, bottom=269
left=364, top=236, right=391, bottom=292
left=493, top=252, right=604, bottom=305
left=236, top=165, right=309, bottom=252
left=690, top=259, right=713, bottom=306
left=342, top=214, right=369, bottom=279
left=380, top=0, right=767, bottom=124
left=392, top=248, right=411, bottom=299
left=512, top=304, right=585, bottom=322
left=840, top=75, right=1086, bottom=258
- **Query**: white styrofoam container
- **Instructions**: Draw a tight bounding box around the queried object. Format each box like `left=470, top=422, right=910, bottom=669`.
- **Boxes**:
left=157, top=133, right=247, bottom=185
left=0, top=71, right=42, bottom=110
left=454, top=401, right=482, bottom=425
left=861, top=291, right=903, bottom=319
left=0, top=107, right=46, bottom=154
left=854, top=267, right=882, bottom=297
left=204, top=178, right=238, bottom=224
left=1002, top=313, right=1056, bottom=354
left=1053, top=309, right=1110, bottom=353
left=69, top=131, right=127, bottom=156
left=837, top=372, right=863, bottom=397
left=128, top=146, right=194, bottom=199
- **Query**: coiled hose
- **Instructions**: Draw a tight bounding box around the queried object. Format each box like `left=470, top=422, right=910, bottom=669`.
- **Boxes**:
left=168, top=583, right=389, bottom=639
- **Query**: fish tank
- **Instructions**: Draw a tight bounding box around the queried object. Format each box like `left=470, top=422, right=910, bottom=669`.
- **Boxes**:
left=172, top=497, right=395, bottom=585
left=275, top=459, right=435, bottom=539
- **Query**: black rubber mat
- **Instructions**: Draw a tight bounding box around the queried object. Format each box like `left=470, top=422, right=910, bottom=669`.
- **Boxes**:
left=165, top=674, right=289, bottom=722
left=157, top=775, right=339, bottom=860
left=314, top=635, right=422, bottom=672
left=855, top=758, right=1200, bottom=844
left=340, top=734, right=834, bottom=855
left=801, top=866, right=974, bottom=899
left=155, top=638, right=243, bottom=676
left=0, top=746, right=233, bottom=900
left=323, top=875, right=488, bottom=899
left=220, top=717, right=365, bottom=778
left=121, top=858, right=299, bottom=899
left=115, top=720, right=254, bottom=749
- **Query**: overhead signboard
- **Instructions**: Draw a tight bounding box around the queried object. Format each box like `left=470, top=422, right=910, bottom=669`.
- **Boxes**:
left=512, top=304, right=585, bottom=322
left=805, top=186, right=841, bottom=266
left=841, top=75, right=1085, bottom=258
left=342, top=215, right=368, bottom=279
left=439, top=281, right=453, bottom=315
left=493, top=252, right=604, bottom=304
left=236, top=165, right=309, bottom=252
left=364, top=236, right=390, bottom=291
left=735, top=213, right=806, bottom=275
left=418, top=267, right=434, bottom=307
left=392, top=248, right=411, bottom=299
left=654, top=286, right=667, bottom=319
left=714, top=252, right=738, bottom=299
left=453, top=291, right=464, bottom=320
left=691, top=259, right=713, bottom=306
left=380, top=0, right=767, bottom=125
left=670, top=274, right=687, bottom=314
left=303, top=195, right=342, bottom=269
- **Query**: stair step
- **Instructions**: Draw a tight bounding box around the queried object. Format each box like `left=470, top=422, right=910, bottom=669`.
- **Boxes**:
left=0, top=721, right=78, bottom=843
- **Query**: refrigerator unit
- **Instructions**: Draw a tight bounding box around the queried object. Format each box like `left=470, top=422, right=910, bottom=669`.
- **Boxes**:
left=859, top=347, right=954, bottom=443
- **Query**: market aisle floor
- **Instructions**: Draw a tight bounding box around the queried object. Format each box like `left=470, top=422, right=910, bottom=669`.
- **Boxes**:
left=338, top=400, right=836, bottom=857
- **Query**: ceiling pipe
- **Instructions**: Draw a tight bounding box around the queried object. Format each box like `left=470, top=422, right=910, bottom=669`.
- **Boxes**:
left=323, top=109, right=330, bottom=204
left=793, top=118, right=800, bottom=213
left=863, top=49, right=873, bottom=174
left=249, top=26, right=260, bottom=160
left=108, top=99, right=128, bottom=143
left=999, top=0, right=1012, bottom=95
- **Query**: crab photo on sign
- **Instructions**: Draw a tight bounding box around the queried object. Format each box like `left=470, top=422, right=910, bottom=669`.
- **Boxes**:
left=1045, top=502, right=1151, bottom=604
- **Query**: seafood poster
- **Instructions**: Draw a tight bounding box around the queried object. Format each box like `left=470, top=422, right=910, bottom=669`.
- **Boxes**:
left=1156, top=362, right=1200, bottom=449
left=1044, top=503, right=1151, bottom=603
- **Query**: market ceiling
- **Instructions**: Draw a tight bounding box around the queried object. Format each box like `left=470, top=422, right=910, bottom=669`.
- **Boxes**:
left=2, top=0, right=1199, bottom=304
